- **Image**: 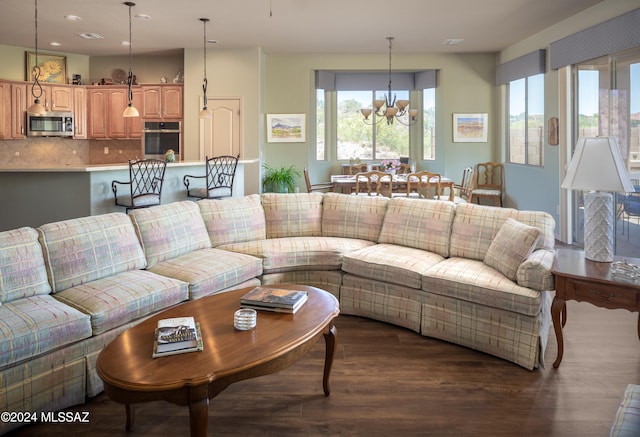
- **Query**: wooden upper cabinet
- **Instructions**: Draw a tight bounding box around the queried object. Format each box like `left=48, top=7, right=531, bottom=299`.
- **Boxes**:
left=162, top=85, right=183, bottom=119
left=87, top=88, right=108, bottom=138
left=42, top=85, right=74, bottom=112
left=141, top=84, right=182, bottom=119
left=11, top=83, right=28, bottom=138
left=127, top=88, right=143, bottom=138
left=73, top=87, right=87, bottom=139
left=0, top=82, right=10, bottom=139
left=142, top=86, right=162, bottom=118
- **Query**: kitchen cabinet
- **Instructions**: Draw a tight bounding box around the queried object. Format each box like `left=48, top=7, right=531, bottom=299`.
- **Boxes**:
left=11, top=83, right=28, bottom=138
left=42, top=84, right=74, bottom=112
left=73, top=87, right=87, bottom=139
left=0, top=82, right=10, bottom=139
left=87, top=86, right=143, bottom=139
left=142, top=84, right=182, bottom=119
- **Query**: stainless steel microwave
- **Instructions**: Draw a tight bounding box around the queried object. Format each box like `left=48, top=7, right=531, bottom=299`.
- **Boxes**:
left=27, top=112, right=74, bottom=137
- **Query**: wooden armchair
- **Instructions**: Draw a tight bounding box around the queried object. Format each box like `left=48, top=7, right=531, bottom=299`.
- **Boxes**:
left=443, top=166, right=474, bottom=204
left=471, top=162, right=503, bottom=206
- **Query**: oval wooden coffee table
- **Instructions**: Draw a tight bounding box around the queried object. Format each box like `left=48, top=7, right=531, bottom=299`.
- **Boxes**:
left=96, top=284, right=339, bottom=437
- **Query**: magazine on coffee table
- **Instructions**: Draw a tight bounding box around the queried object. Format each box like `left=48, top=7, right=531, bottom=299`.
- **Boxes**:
left=153, top=316, right=204, bottom=358
left=240, top=286, right=308, bottom=314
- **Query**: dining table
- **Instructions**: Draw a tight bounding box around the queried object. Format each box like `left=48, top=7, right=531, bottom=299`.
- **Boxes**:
left=331, top=174, right=454, bottom=199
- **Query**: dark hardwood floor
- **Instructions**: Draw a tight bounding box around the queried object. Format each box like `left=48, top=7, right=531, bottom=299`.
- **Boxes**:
left=7, top=301, right=640, bottom=437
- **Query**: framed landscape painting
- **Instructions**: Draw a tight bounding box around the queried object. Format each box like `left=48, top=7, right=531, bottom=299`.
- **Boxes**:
left=266, top=114, right=306, bottom=143
left=26, top=52, right=67, bottom=84
left=452, top=113, right=488, bottom=142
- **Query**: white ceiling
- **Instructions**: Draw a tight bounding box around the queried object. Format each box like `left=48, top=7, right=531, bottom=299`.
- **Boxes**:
left=0, top=0, right=604, bottom=57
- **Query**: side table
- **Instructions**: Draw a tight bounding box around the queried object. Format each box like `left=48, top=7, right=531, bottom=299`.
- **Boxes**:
left=551, top=248, right=640, bottom=368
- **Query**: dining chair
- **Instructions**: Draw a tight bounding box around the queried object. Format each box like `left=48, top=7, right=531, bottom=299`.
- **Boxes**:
left=348, top=163, right=368, bottom=175
left=621, top=187, right=640, bottom=240
left=354, top=171, right=392, bottom=197
left=183, top=154, right=239, bottom=200
left=404, top=171, right=442, bottom=199
left=397, top=163, right=412, bottom=174
left=471, top=161, right=503, bottom=206
left=443, top=166, right=474, bottom=204
left=112, top=158, right=167, bottom=212
left=303, top=167, right=333, bottom=193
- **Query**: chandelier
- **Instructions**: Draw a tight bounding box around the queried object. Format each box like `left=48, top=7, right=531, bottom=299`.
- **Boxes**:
left=27, top=0, right=46, bottom=115
left=123, top=2, right=139, bottom=117
left=360, top=37, right=418, bottom=126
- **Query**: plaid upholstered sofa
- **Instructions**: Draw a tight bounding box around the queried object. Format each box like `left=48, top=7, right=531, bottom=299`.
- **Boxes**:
left=0, top=191, right=554, bottom=434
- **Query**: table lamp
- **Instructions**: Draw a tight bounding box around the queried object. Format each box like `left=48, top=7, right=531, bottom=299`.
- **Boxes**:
left=561, top=137, right=635, bottom=262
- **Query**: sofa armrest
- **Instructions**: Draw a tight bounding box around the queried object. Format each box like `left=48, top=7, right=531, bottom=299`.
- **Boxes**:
left=516, top=248, right=555, bottom=291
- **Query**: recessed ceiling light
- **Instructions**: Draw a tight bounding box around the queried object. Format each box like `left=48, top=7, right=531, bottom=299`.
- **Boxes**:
left=64, top=15, right=82, bottom=21
left=75, top=33, right=104, bottom=39
left=135, top=14, right=151, bottom=20
left=121, top=41, right=131, bottom=46
left=50, top=42, right=62, bottom=46
left=207, top=39, right=219, bottom=44
left=442, top=39, right=464, bottom=45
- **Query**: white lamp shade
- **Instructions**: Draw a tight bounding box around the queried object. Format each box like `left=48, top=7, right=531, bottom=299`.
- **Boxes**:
left=123, top=105, right=139, bottom=117
left=561, top=137, right=634, bottom=193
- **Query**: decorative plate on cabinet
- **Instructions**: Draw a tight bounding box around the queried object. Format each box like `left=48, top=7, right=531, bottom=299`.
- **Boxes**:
left=112, top=69, right=126, bottom=84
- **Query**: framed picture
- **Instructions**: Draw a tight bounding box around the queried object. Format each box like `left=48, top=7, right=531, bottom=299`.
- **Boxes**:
left=26, top=52, right=67, bottom=84
left=452, top=113, right=488, bottom=143
left=266, top=113, right=306, bottom=143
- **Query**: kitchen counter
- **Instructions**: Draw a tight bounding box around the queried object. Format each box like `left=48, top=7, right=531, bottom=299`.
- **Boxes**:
left=0, top=159, right=258, bottom=232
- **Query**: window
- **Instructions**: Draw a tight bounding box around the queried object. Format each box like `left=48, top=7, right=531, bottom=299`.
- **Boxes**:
left=316, top=89, right=325, bottom=160
left=423, top=88, right=435, bottom=160
left=336, top=90, right=410, bottom=160
left=508, top=74, right=544, bottom=166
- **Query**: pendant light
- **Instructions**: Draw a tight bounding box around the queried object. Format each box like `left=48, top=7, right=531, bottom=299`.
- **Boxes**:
left=27, top=0, right=46, bottom=115
left=123, top=1, right=139, bottom=117
left=198, top=18, right=212, bottom=119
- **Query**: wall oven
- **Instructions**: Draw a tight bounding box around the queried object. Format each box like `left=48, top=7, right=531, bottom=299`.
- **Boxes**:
left=142, top=121, right=181, bottom=160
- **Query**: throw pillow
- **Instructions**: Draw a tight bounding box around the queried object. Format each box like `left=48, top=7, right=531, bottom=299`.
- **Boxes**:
left=483, top=218, right=540, bottom=281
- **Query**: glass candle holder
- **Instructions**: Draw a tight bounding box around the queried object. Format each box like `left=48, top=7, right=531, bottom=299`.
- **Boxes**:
left=234, top=308, right=257, bottom=330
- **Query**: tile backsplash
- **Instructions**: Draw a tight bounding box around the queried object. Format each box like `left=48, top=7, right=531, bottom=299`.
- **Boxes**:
left=1, top=138, right=142, bottom=167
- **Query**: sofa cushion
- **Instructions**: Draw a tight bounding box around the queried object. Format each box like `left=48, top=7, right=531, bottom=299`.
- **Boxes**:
left=342, top=243, right=445, bottom=289
left=422, top=257, right=542, bottom=316
left=378, top=198, right=455, bottom=258
left=449, top=203, right=554, bottom=261
left=262, top=193, right=324, bottom=238
left=149, top=248, right=263, bottom=300
left=53, top=270, right=189, bottom=335
left=484, top=218, right=540, bottom=281
left=321, top=192, right=388, bottom=242
left=0, top=295, right=92, bottom=369
left=0, top=227, right=51, bottom=304
left=219, top=236, right=374, bottom=274
left=38, top=213, right=147, bottom=293
left=129, top=201, right=212, bottom=269
left=198, top=195, right=266, bottom=246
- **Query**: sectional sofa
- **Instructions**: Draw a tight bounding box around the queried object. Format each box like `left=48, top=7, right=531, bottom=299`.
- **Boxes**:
left=0, top=192, right=556, bottom=434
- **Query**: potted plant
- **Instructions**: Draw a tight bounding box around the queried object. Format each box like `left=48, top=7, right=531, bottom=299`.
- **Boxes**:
left=262, top=163, right=301, bottom=193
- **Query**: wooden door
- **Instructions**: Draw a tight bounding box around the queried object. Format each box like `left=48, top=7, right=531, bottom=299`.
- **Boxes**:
left=73, top=87, right=87, bottom=139
left=200, top=97, right=241, bottom=159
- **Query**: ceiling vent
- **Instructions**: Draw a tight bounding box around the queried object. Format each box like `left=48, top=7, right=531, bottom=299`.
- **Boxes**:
left=75, top=33, right=104, bottom=39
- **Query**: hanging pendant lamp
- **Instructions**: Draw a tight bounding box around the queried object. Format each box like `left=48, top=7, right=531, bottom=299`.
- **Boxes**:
left=123, top=1, right=139, bottom=117
left=27, top=0, right=46, bottom=115
left=199, top=18, right=212, bottom=119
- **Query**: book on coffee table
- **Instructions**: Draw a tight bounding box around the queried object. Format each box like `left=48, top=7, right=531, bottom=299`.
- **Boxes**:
left=152, top=316, right=204, bottom=358
left=240, top=286, right=308, bottom=314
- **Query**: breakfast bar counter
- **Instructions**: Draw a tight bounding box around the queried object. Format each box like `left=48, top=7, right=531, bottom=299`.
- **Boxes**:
left=0, top=160, right=255, bottom=231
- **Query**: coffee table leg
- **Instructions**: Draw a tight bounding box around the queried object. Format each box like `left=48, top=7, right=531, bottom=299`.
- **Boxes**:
left=323, top=324, right=337, bottom=396
left=189, top=397, right=209, bottom=437
left=125, top=404, right=134, bottom=431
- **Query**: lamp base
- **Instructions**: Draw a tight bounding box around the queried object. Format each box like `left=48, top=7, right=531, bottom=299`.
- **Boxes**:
left=583, top=191, right=614, bottom=262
